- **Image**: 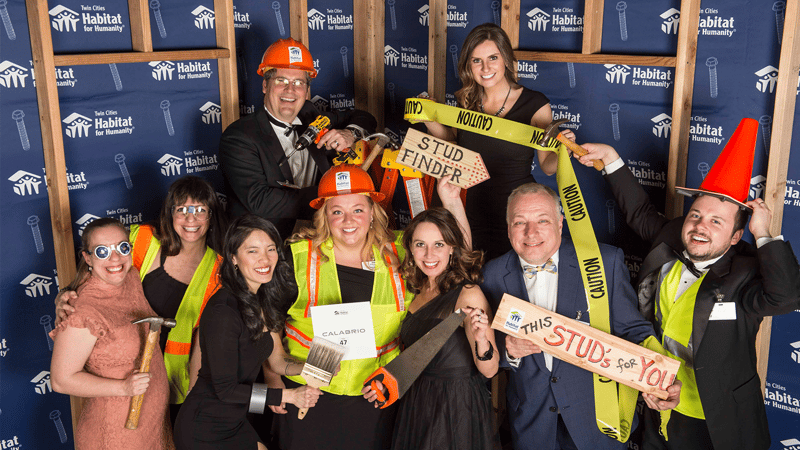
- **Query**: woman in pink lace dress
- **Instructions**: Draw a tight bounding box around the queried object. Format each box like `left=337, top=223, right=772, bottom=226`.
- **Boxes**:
left=50, top=218, right=172, bottom=449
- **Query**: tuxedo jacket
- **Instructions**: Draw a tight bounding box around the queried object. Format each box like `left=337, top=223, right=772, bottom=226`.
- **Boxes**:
left=218, top=103, right=376, bottom=239
left=481, top=238, right=655, bottom=450
left=606, top=165, right=800, bottom=450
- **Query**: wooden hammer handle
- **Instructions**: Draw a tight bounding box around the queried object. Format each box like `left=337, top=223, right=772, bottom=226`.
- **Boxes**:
left=556, top=134, right=605, bottom=171
left=125, top=329, right=159, bottom=430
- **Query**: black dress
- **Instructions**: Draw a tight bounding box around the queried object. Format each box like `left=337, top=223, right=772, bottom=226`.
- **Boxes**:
left=458, top=87, right=550, bottom=261
left=391, top=286, right=496, bottom=450
left=174, top=289, right=282, bottom=449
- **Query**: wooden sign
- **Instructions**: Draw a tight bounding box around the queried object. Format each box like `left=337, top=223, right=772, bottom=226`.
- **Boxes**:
left=394, top=128, right=490, bottom=189
left=491, top=294, right=680, bottom=400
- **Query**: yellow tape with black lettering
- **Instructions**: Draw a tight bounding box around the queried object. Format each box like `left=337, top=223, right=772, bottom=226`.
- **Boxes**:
left=405, top=98, right=637, bottom=443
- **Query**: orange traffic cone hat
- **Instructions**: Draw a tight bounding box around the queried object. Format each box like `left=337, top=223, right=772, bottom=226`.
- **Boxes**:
left=675, top=118, right=758, bottom=210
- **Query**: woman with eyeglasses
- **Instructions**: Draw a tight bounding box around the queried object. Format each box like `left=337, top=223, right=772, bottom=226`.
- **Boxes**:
left=55, top=176, right=227, bottom=424
left=50, top=217, right=172, bottom=449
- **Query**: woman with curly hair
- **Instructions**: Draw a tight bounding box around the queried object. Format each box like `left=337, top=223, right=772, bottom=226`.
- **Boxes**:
left=174, top=214, right=320, bottom=450
left=364, top=207, right=499, bottom=450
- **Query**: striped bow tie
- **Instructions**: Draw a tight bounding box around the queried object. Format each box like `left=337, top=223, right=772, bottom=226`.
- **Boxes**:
left=523, top=259, right=557, bottom=278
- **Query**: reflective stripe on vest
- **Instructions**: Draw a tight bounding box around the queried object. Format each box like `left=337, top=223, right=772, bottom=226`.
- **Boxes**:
left=129, top=224, right=221, bottom=404
left=658, top=260, right=706, bottom=420
left=285, top=234, right=413, bottom=396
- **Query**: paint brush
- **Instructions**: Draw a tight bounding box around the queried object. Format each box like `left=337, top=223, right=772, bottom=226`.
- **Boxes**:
left=298, top=336, right=347, bottom=419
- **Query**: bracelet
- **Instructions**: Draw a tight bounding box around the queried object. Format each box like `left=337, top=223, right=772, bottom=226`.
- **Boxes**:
left=474, top=340, right=494, bottom=361
left=248, top=383, right=268, bottom=414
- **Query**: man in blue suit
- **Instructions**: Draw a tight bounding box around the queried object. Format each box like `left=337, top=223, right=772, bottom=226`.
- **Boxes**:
left=481, top=183, right=680, bottom=450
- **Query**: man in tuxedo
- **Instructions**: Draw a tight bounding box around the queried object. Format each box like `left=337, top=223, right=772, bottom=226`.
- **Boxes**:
left=575, top=118, right=800, bottom=450
left=481, top=182, right=680, bottom=450
left=219, top=38, right=376, bottom=238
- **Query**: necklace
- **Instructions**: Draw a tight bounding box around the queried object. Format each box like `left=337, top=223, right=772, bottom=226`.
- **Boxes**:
left=480, top=86, right=511, bottom=116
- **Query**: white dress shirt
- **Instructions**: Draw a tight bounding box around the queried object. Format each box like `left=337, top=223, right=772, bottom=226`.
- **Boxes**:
left=265, top=106, right=317, bottom=188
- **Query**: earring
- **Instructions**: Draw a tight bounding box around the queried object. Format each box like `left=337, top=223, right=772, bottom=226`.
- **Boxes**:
left=88, top=266, right=93, bottom=272
left=234, top=264, right=239, bottom=271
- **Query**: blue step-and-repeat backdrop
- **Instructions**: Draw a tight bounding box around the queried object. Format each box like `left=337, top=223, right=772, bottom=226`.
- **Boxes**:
left=1, top=1, right=798, bottom=448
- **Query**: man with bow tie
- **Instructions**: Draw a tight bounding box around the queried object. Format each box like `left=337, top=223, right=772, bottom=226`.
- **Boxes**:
left=481, top=182, right=678, bottom=450
left=219, top=38, right=376, bottom=239
left=576, top=118, right=800, bottom=450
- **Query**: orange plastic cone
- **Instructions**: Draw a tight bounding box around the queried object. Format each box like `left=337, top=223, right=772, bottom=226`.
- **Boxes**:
left=676, top=118, right=759, bottom=209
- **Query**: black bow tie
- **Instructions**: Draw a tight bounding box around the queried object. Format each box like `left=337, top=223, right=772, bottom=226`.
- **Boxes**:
left=265, top=112, right=300, bottom=136
left=672, top=249, right=703, bottom=277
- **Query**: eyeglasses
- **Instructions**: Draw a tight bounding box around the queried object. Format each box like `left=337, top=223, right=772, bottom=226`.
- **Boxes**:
left=174, top=205, right=210, bottom=220
left=273, top=77, right=308, bottom=89
left=90, top=241, right=132, bottom=259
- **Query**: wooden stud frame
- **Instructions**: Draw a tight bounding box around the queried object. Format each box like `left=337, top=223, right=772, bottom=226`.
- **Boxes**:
left=26, top=0, right=240, bottom=434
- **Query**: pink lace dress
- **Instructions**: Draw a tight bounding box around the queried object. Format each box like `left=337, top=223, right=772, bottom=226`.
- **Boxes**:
left=51, top=270, right=173, bottom=449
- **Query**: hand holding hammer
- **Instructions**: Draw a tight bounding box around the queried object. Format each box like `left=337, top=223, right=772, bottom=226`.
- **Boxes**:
left=125, top=316, right=176, bottom=430
left=539, top=118, right=605, bottom=171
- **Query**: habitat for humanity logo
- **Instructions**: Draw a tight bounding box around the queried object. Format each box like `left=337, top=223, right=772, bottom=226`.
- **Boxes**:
left=750, top=175, right=766, bottom=200
left=517, top=61, right=539, bottom=80
left=49, top=4, right=125, bottom=33
left=160, top=150, right=219, bottom=176
left=311, top=95, right=329, bottom=112
left=781, top=438, right=800, bottom=450
left=21, top=274, right=54, bottom=297
left=604, top=64, right=673, bottom=88
left=105, top=206, right=143, bottom=226
left=552, top=105, right=582, bottom=131
left=192, top=6, right=215, bottom=29
left=446, top=4, right=468, bottom=29
left=8, top=170, right=43, bottom=196
left=385, top=46, right=426, bottom=70
left=698, top=6, right=736, bottom=37
left=651, top=114, right=672, bottom=138
left=791, top=340, right=800, bottom=363
left=76, top=213, right=100, bottom=235
left=0, top=60, right=29, bottom=88
left=307, top=8, right=352, bottom=31
left=233, top=6, right=251, bottom=29
left=418, top=5, right=429, bottom=26
left=765, top=382, right=800, bottom=415
left=329, top=93, right=354, bottom=110
left=660, top=8, right=680, bottom=34
left=64, top=110, right=134, bottom=137
left=504, top=310, right=525, bottom=332
left=384, top=45, right=400, bottom=66
left=689, top=117, right=725, bottom=145
left=150, top=61, right=175, bottom=80
left=153, top=61, right=213, bottom=81
left=199, top=102, right=221, bottom=124
left=755, top=66, right=779, bottom=93
left=526, top=6, right=582, bottom=32
left=31, top=370, right=52, bottom=394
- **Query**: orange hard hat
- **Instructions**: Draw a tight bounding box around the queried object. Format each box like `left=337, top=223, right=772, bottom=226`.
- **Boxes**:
left=257, top=38, right=317, bottom=78
left=310, top=165, right=385, bottom=209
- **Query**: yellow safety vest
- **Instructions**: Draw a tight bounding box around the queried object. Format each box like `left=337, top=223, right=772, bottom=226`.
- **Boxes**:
left=130, top=224, right=222, bottom=404
left=657, top=260, right=706, bottom=419
left=285, top=233, right=413, bottom=396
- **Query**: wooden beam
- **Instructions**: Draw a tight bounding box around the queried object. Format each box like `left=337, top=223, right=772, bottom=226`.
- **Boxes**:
left=214, top=0, right=239, bottom=129
left=757, top=0, right=800, bottom=394
left=582, top=0, right=604, bottom=54
left=501, top=0, right=520, bottom=49
left=514, top=51, right=675, bottom=67
left=290, top=0, right=309, bottom=46
left=128, top=0, right=153, bottom=52
left=664, top=0, right=701, bottom=218
left=428, top=0, right=447, bottom=102
left=25, top=0, right=81, bottom=436
left=53, top=49, right=231, bottom=66
left=353, top=0, right=385, bottom=130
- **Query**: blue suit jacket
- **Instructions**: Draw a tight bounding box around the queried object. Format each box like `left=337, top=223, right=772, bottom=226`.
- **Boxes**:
left=481, top=238, right=654, bottom=450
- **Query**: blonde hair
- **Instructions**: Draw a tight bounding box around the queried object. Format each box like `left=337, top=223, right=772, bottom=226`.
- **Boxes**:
left=289, top=196, right=396, bottom=265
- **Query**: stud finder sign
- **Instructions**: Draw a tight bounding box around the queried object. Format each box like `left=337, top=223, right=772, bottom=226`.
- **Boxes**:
left=395, top=128, right=489, bottom=189
left=492, top=294, right=680, bottom=400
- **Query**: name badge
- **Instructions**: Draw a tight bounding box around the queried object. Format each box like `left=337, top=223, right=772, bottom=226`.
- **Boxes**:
left=709, top=302, right=737, bottom=321
left=311, top=302, right=377, bottom=360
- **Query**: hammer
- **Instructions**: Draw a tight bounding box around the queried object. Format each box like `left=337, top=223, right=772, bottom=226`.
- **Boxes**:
left=124, top=316, right=176, bottom=430
left=539, top=118, right=605, bottom=171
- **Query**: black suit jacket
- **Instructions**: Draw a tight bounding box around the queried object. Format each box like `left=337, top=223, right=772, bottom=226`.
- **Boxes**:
left=218, top=103, right=376, bottom=239
left=606, top=165, right=800, bottom=450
